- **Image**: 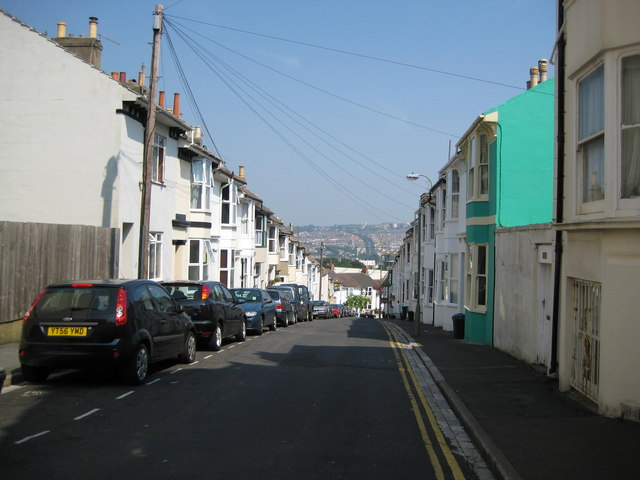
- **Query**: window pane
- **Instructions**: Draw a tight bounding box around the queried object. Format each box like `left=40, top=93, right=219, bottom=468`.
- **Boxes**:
left=191, top=184, right=202, bottom=209
left=582, top=136, right=605, bottom=202
left=189, top=240, right=199, bottom=263
left=480, top=165, right=489, bottom=195
left=622, top=128, right=640, bottom=197
left=476, top=276, right=486, bottom=306
left=188, top=266, right=199, bottom=281
left=450, top=279, right=458, bottom=304
left=477, top=245, right=487, bottom=275
left=579, top=66, right=604, bottom=140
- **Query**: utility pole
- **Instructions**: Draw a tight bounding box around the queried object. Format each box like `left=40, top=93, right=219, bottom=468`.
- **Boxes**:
left=318, top=242, right=325, bottom=301
left=415, top=208, right=422, bottom=337
left=138, top=4, right=163, bottom=279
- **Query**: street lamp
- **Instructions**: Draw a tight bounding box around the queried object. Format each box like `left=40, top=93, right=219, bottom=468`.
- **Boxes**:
left=406, top=173, right=433, bottom=338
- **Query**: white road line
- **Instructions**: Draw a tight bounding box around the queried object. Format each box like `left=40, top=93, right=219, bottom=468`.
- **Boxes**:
left=191, top=360, right=199, bottom=365
left=146, top=378, right=161, bottom=386
left=15, top=430, right=50, bottom=445
left=115, top=391, right=134, bottom=400
left=74, top=408, right=99, bottom=421
left=204, top=354, right=213, bottom=359
left=228, top=344, right=236, bottom=349
left=170, top=368, right=183, bottom=374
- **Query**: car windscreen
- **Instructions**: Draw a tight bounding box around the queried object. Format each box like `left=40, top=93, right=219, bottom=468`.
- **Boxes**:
left=35, top=287, right=117, bottom=314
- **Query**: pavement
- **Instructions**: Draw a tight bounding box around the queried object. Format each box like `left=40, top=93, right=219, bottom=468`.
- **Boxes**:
left=2, top=321, right=640, bottom=479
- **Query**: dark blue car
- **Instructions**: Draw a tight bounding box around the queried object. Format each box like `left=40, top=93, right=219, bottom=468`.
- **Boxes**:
left=232, top=288, right=277, bottom=335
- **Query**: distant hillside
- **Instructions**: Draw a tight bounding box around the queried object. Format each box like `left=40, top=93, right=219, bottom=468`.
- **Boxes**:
left=296, top=223, right=408, bottom=264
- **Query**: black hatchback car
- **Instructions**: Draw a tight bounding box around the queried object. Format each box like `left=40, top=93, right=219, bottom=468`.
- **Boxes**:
left=19, top=279, right=197, bottom=385
left=161, top=281, right=246, bottom=350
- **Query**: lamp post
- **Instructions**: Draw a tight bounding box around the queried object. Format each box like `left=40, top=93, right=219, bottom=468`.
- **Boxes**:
left=406, top=173, right=433, bottom=338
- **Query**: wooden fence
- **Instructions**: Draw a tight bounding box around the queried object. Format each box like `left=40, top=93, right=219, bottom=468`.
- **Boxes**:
left=0, top=221, right=119, bottom=325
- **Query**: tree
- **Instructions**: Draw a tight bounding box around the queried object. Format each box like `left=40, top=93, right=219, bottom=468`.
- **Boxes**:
left=345, top=295, right=369, bottom=311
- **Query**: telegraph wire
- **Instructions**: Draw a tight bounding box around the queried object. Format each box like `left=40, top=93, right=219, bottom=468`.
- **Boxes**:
left=164, top=19, right=407, bottom=223
left=164, top=13, right=550, bottom=94
left=164, top=16, right=460, bottom=138
left=165, top=18, right=419, bottom=207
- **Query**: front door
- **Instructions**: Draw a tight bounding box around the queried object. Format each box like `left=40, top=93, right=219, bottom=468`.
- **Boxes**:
left=536, top=257, right=553, bottom=368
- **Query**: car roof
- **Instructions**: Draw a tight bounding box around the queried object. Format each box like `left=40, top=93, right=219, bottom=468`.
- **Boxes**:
left=46, top=279, right=151, bottom=288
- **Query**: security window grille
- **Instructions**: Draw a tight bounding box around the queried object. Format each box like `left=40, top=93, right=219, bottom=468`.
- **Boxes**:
left=570, top=278, right=601, bottom=402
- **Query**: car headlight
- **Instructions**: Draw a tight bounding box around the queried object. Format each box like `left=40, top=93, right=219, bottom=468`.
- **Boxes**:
left=245, top=311, right=258, bottom=317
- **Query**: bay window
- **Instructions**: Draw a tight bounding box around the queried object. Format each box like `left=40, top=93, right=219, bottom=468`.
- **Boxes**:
left=579, top=65, right=605, bottom=203
left=622, top=54, right=640, bottom=198
left=466, top=243, right=487, bottom=312
left=190, top=159, right=212, bottom=210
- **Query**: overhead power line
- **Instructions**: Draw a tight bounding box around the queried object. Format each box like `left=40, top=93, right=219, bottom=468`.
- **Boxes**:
left=164, top=14, right=546, bottom=94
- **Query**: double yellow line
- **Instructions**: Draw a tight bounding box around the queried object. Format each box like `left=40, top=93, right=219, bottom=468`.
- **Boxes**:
left=384, top=324, right=466, bottom=480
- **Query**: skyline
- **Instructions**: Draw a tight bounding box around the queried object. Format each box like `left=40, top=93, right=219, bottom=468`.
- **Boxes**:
left=1, top=0, right=557, bottom=226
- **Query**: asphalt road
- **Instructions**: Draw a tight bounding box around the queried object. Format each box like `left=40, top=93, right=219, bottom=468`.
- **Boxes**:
left=0, top=318, right=486, bottom=480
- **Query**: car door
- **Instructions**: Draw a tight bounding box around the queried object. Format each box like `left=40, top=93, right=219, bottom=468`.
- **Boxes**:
left=261, top=290, right=276, bottom=323
left=148, top=283, right=185, bottom=358
left=215, top=283, right=241, bottom=336
left=130, top=285, right=166, bottom=360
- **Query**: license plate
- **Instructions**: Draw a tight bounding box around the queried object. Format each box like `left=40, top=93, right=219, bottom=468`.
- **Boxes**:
left=47, top=326, right=88, bottom=337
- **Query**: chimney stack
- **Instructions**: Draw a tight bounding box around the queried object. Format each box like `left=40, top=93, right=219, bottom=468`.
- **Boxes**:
left=119, top=72, right=126, bottom=83
left=138, top=71, right=146, bottom=87
left=159, top=91, right=165, bottom=108
left=238, top=165, right=245, bottom=178
left=88, top=17, right=98, bottom=38
left=53, top=17, right=102, bottom=68
left=538, top=59, right=548, bottom=82
left=173, top=93, right=180, bottom=117
left=111, top=72, right=119, bottom=80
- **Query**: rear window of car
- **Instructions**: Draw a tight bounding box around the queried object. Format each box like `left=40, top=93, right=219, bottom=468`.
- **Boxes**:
left=163, top=284, right=202, bottom=301
left=267, top=291, right=281, bottom=301
left=36, top=287, right=116, bottom=314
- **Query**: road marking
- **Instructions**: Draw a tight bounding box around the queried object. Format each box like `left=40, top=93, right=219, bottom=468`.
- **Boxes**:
left=146, top=378, right=161, bottom=385
left=204, top=354, right=213, bottom=359
left=384, top=325, right=466, bottom=480
left=115, top=391, right=134, bottom=400
left=170, top=368, right=183, bottom=374
left=74, top=408, right=99, bottom=421
left=15, top=430, right=50, bottom=445
left=191, top=361, right=199, bottom=365
left=228, top=344, right=237, bottom=349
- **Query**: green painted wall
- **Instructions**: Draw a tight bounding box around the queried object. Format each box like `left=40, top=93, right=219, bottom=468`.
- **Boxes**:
left=464, top=224, right=495, bottom=344
left=485, top=79, right=555, bottom=227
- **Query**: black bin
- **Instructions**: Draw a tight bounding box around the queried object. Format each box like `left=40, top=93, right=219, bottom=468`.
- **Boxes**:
left=452, top=313, right=465, bottom=339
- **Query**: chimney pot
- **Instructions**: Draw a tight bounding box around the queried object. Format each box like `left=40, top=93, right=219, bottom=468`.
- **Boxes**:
left=239, top=165, right=245, bottom=178
left=111, top=72, right=119, bottom=80
left=138, top=71, right=146, bottom=87
left=119, top=72, right=126, bottom=83
left=159, top=91, right=165, bottom=108
left=529, top=67, right=539, bottom=88
left=89, top=17, right=98, bottom=39
left=173, top=93, right=180, bottom=117
left=57, top=22, right=67, bottom=38
left=538, top=59, right=548, bottom=82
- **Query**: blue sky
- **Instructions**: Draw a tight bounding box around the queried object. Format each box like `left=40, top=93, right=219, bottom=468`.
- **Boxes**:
left=1, top=0, right=557, bottom=227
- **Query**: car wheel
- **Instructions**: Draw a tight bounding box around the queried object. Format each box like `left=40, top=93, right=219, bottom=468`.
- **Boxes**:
left=281, top=315, right=288, bottom=328
left=269, top=316, right=277, bottom=331
left=179, top=331, right=197, bottom=364
left=292, top=312, right=297, bottom=324
left=256, top=317, right=264, bottom=335
left=123, top=343, right=149, bottom=385
left=236, top=319, right=247, bottom=342
left=209, top=324, right=223, bottom=351
left=21, top=365, right=51, bottom=383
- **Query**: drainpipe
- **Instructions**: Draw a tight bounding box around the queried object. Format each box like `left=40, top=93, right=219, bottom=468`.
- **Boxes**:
left=550, top=1, right=566, bottom=375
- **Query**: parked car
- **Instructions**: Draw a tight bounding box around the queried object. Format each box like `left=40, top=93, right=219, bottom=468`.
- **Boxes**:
left=232, top=288, right=277, bottom=335
left=310, top=300, right=331, bottom=319
left=161, top=281, right=246, bottom=351
left=19, top=279, right=197, bottom=385
left=270, top=285, right=304, bottom=323
left=266, top=289, right=295, bottom=327
left=279, top=283, right=312, bottom=321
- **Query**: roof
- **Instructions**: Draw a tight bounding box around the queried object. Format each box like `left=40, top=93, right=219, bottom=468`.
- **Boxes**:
left=332, top=273, right=377, bottom=288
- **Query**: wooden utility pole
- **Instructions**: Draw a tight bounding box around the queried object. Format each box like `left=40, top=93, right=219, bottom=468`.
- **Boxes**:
left=318, top=242, right=324, bottom=301
left=138, top=4, right=163, bottom=279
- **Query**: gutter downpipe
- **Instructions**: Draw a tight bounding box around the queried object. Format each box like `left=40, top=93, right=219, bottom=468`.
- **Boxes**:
left=550, top=0, right=566, bottom=375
